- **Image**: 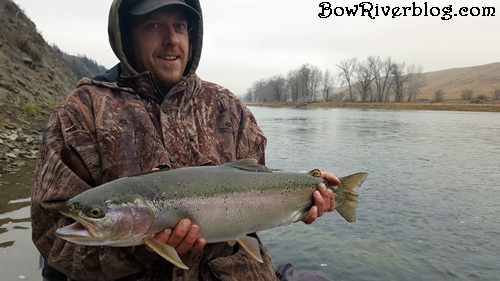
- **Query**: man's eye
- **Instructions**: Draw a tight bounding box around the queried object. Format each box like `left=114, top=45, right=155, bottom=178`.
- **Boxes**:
left=174, top=23, right=186, bottom=31
left=146, top=23, right=160, bottom=30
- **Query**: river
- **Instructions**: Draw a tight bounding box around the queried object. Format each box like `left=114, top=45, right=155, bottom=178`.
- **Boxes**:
left=251, top=107, right=500, bottom=280
left=1, top=107, right=499, bottom=280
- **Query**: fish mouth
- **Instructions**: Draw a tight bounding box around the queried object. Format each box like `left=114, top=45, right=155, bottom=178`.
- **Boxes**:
left=55, top=220, right=98, bottom=239
left=57, top=202, right=100, bottom=239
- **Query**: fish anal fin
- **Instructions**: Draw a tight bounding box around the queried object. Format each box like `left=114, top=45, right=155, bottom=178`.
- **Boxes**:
left=225, top=158, right=272, bottom=173
left=227, top=240, right=237, bottom=247
left=236, top=235, right=263, bottom=263
left=143, top=237, right=189, bottom=269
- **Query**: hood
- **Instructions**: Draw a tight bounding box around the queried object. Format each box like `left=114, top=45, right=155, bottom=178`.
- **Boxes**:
left=108, top=0, right=203, bottom=76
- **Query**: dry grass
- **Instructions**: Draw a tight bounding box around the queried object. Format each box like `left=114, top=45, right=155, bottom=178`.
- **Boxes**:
left=419, top=62, right=500, bottom=100
left=16, top=33, right=42, bottom=62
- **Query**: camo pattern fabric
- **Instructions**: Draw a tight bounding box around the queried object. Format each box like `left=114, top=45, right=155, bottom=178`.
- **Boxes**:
left=30, top=72, right=276, bottom=281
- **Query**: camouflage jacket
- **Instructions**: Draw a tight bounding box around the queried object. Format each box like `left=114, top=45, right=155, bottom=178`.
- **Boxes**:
left=31, top=70, right=278, bottom=281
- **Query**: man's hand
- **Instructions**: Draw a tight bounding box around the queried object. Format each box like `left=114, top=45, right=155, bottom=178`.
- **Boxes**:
left=147, top=219, right=206, bottom=254
left=303, top=172, right=339, bottom=224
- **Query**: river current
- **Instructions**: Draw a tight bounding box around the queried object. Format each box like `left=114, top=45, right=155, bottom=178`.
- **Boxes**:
left=251, top=107, right=500, bottom=280
left=0, top=107, right=499, bottom=280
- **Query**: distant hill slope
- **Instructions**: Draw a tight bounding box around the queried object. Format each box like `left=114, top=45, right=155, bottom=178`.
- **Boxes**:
left=50, top=44, right=108, bottom=80
left=419, top=62, right=500, bottom=100
left=0, top=0, right=107, bottom=127
left=62, top=54, right=108, bottom=80
left=0, top=0, right=77, bottom=125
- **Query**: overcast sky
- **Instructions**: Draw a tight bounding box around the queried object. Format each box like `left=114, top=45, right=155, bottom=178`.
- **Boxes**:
left=13, top=0, right=500, bottom=96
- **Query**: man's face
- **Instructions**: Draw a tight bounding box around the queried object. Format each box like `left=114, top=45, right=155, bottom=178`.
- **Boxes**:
left=130, top=6, right=190, bottom=87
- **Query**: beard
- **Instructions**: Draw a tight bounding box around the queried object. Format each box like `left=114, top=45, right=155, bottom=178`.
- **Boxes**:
left=150, top=67, right=184, bottom=88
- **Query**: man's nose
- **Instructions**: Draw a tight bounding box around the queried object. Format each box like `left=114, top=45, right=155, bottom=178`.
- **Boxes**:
left=162, top=26, right=180, bottom=47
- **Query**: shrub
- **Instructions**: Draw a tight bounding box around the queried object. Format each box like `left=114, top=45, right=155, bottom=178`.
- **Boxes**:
left=434, top=89, right=445, bottom=102
left=331, top=92, right=345, bottom=102
left=470, top=94, right=488, bottom=104
left=493, top=89, right=500, bottom=101
left=16, top=34, right=41, bottom=62
left=23, top=102, right=37, bottom=115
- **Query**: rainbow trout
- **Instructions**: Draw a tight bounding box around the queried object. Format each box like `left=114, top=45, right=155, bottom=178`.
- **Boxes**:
left=55, top=158, right=368, bottom=269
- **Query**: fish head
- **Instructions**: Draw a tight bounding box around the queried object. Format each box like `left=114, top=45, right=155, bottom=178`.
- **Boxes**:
left=55, top=194, right=155, bottom=246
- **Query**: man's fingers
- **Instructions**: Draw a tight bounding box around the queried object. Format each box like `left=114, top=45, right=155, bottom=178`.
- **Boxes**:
left=303, top=206, right=318, bottom=225
left=313, top=189, right=326, bottom=217
left=167, top=219, right=192, bottom=248
left=328, top=189, right=335, bottom=211
left=321, top=172, right=340, bottom=186
left=175, top=224, right=200, bottom=254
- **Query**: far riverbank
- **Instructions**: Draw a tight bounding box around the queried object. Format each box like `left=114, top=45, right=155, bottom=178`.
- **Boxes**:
left=244, top=101, right=500, bottom=112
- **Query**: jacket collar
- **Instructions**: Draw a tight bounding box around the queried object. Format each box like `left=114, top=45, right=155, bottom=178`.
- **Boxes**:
left=79, top=63, right=203, bottom=105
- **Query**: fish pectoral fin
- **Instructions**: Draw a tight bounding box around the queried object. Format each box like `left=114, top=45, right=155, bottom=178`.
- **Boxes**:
left=143, top=238, right=189, bottom=269
left=236, top=235, right=263, bottom=263
left=227, top=240, right=237, bottom=247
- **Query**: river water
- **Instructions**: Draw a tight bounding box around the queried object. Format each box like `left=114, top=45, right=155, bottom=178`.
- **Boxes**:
left=1, top=107, right=499, bottom=280
left=251, top=107, right=500, bottom=281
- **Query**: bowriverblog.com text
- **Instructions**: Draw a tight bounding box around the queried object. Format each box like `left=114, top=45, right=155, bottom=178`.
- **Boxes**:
left=318, top=2, right=496, bottom=20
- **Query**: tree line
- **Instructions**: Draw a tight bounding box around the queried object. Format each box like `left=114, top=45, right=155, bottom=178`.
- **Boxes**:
left=51, top=44, right=108, bottom=79
left=244, top=56, right=425, bottom=103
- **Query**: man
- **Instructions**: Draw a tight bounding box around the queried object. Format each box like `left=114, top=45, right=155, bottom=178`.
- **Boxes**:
left=31, top=0, right=338, bottom=280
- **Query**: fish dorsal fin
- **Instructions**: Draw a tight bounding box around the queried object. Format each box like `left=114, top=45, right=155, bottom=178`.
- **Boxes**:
left=143, top=237, right=189, bottom=269
left=237, top=235, right=263, bottom=263
left=225, top=158, right=272, bottom=173
left=309, top=169, right=322, bottom=177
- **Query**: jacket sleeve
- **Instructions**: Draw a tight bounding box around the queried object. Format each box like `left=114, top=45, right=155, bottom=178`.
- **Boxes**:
left=235, top=102, right=267, bottom=165
left=31, top=97, right=161, bottom=281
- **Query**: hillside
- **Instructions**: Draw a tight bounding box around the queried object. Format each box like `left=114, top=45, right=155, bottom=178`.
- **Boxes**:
left=419, top=62, right=500, bottom=101
left=0, top=0, right=80, bottom=128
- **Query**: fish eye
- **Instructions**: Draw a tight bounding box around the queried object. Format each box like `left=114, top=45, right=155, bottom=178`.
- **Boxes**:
left=86, top=206, right=104, bottom=218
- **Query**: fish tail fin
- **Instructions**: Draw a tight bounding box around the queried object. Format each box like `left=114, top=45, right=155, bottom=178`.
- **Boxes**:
left=334, top=172, right=368, bottom=222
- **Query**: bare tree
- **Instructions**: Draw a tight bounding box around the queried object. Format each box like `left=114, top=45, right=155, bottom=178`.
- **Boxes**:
left=294, top=63, right=322, bottom=101
left=354, top=57, right=376, bottom=102
left=461, top=89, right=474, bottom=101
left=406, top=64, right=425, bottom=102
left=250, top=79, right=271, bottom=102
left=391, top=62, right=408, bottom=102
left=336, top=57, right=358, bottom=102
left=371, top=56, right=394, bottom=103
left=321, top=69, right=335, bottom=101
left=243, top=88, right=255, bottom=102
left=309, top=66, right=322, bottom=102
left=287, top=70, right=301, bottom=102
left=267, top=75, right=287, bottom=102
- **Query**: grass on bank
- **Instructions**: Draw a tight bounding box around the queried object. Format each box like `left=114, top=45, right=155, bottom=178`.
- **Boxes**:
left=244, top=101, right=500, bottom=112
